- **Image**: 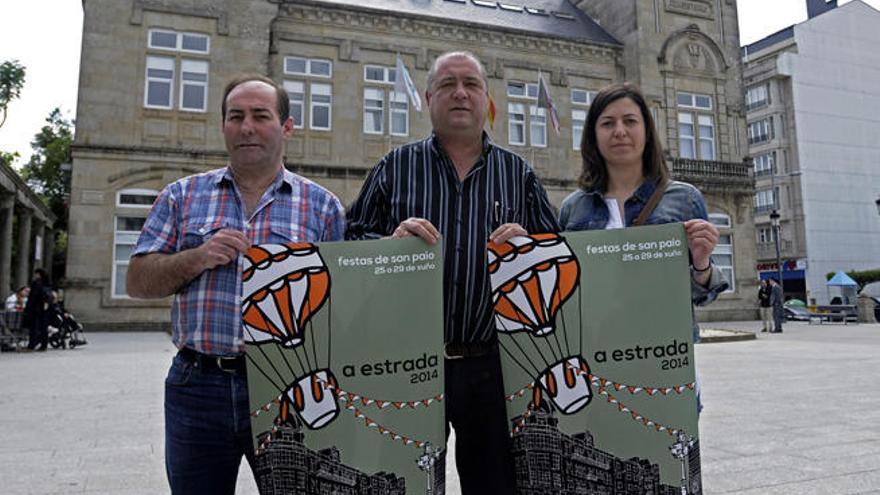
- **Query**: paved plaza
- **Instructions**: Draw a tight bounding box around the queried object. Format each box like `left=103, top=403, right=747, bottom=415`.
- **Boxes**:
left=1, top=321, right=878, bottom=494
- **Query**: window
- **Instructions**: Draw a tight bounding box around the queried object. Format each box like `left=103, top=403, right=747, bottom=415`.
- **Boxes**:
left=571, top=89, right=593, bottom=151
left=148, top=29, right=210, bottom=54
left=144, top=56, right=174, bottom=109
left=708, top=213, right=731, bottom=229
left=310, top=83, right=332, bottom=130
left=285, top=57, right=333, bottom=131
left=284, top=56, right=332, bottom=78
left=284, top=81, right=305, bottom=129
left=144, top=29, right=210, bottom=112
left=757, top=225, right=776, bottom=244
left=677, top=92, right=715, bottom=160
left=116, top=188, right=159, bottom=208
left=712, top=233, right=735, bottom=292
left=572, top=109, right=587, bottom=151
left=508, top=103, right=526, bottom=146
left=530, top=106, right=547, bottom=148
left=113, top=216, right=147, bottom=298
left=746, top=84, right=769, bottom=110
left=754, top=188, right=777, bottom=212
left=507, top=81, right=546, bottom=147
left=362, top=65, right=408, bottom=137
left=753, top=152, right=775, bottom=177
left=748, top=117, right=774, bottom=144
left=179, top=60, right=208, bottom=111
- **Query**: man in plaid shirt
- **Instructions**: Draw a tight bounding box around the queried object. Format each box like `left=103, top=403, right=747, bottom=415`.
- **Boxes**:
left=127, top=75, right=344, bottom=494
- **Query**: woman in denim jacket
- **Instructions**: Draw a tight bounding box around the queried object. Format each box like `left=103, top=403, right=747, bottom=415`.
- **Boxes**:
left=559, top=84, right=728, bottom=410
left=560, top=83, right=728, bottom=322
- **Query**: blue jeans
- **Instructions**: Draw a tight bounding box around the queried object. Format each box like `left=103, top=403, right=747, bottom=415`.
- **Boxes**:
left=165, top=353, right=254, bottom=495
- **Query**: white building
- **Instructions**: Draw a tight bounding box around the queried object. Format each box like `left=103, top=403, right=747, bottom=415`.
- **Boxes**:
left=743, top=0, right=880, bottom=304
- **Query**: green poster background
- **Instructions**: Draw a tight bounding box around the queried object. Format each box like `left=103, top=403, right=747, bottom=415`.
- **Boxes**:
left=498, top=224, right=700, bottom=492
left=244, top=238, right=446, bottom=494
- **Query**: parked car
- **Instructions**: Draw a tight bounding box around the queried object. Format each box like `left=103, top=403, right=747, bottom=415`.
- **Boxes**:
left=783, top=305, right=811, bottom=321
left=860, top=282, right=880, bottom=321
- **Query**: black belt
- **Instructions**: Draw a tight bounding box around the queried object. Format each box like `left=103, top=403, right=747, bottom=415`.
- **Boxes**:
left=444, top=341, right=496, bottom=359
left=178, top=347, right=246, bottom=374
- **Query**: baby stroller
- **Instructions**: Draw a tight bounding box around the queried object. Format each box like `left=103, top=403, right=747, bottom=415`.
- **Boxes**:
left=47, top=302, right=87, bottom=349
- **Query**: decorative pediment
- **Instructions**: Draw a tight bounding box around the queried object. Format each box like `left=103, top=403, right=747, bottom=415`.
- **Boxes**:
left=658, top=24, right=729, bottom=75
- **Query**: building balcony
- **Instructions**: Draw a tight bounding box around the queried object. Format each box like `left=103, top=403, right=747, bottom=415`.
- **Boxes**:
left=670, top=157, right=754, bottom=194
left=756, top=240, right=793, bottom=260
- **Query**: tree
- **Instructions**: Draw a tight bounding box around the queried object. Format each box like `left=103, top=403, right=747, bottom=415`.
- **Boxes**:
left=20, top=108, right=73, bottom=233
left=0, top=60, right=26, bottom=128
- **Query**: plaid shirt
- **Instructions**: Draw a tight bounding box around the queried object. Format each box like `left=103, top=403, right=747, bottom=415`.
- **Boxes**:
left=133, top=166, right=345, bottom=356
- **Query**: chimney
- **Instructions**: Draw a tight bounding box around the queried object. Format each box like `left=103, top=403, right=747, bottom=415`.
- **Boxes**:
left=806, top=0, right=838, bottom=19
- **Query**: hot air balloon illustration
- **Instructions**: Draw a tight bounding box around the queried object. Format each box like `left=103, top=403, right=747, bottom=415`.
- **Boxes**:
left=488, top=234, right=592, bottom=417
left=488, top=233, right=580, bottom=337
left=242, top=243, right=339, bottom=430
left=242, top=243, right=330, bottom=348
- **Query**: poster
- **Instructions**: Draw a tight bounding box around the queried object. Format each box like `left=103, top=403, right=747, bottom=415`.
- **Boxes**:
left=489, top=224, right=702, bottom=494
left=243, top=239, right=446, bottom=495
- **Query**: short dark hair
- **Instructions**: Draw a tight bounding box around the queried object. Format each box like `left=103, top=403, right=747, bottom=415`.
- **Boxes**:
left=221, top=75, right=290, bottom=124
left=578, top=82, right=669, bottom=192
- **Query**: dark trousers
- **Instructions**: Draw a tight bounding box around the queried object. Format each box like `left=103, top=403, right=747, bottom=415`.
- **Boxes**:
left=165, top=353, right=254, bottom=495
left=445, top=347, right=515, bottom=494
left=26, top=313, right=48, bottom=350
left=772, top=306, right=784, bottom=332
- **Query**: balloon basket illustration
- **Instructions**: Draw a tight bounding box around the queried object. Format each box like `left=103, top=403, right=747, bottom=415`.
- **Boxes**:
left=532, top=356, right=592, bottom=415
left=286, top=368, right=339, bottom=430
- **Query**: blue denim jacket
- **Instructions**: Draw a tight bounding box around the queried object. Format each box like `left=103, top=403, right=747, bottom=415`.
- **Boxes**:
left=559, top=179, right=730, bottom=342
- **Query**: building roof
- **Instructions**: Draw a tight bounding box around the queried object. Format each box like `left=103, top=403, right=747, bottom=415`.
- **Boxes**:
left=304, top=0, right=620, bottom=45
left=741, top=25, right=794, bottom=57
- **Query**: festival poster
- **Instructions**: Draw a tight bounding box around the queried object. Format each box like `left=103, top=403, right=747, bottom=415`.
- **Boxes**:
left=489, top=224, right=702, bottom=494
left=242, top=239, right=446, bottom=495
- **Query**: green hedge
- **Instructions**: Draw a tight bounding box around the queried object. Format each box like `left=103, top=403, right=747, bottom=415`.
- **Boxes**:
left=825, top=269, right=880, bottom=289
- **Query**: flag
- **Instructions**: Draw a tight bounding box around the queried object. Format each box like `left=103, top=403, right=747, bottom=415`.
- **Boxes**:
left=488, top=94, right=497, bottom=129
left=395, top=54, right=422, bottom=112
left=537, top=72, right=560, bottom=134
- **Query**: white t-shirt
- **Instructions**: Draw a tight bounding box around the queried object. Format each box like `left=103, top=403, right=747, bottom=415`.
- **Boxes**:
left=603, top=198, right=624, bottom=230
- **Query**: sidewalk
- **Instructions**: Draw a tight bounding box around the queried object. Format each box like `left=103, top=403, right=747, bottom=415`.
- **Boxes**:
left=2, top=322, right=878, bottom=494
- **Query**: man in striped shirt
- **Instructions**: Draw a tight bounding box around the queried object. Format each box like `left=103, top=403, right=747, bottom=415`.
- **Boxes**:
left=128, top=76, right=344, bottom=494
left=347, top=52, right=559, bottom=494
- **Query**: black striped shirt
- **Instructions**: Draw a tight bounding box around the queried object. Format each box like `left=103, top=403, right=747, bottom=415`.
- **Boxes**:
left=346, top=133, right=560, bottom=343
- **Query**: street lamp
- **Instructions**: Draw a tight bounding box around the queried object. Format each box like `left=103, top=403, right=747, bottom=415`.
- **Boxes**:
left=770, top=209, right=783, bottom=295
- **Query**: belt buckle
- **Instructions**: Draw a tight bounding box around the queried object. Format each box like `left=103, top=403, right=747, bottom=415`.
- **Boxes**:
left=443, top=344, right=465, bottom=360
left=215, top=356, right=239, bottom=374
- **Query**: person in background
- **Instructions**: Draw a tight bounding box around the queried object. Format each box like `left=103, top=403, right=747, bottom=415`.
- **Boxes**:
left=5, top=286, right=28, bottom=312
left=24, top=269, right=52, bottom=352
left=758, top=279, right=772, bottom=332
left=769, top=278, right=784, bottom=333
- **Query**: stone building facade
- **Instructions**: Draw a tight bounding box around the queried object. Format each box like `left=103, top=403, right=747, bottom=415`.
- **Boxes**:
left=68, top=0, right=756, bottom=328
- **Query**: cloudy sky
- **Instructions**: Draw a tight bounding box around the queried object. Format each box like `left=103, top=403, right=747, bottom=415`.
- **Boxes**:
left=1, top=0, right=878, bottom=165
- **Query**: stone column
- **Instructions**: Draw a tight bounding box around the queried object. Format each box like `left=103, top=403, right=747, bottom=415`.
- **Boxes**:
left=14, top=208, right=32, bottom=289
left=0, top=195, right=13, bottom=294
left=33, top=220, right=45, bottom=269
left=43, top=227, right=55, bottom=279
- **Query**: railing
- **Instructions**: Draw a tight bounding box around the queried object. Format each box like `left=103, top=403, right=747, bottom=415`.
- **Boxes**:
left=756, top=241, right=793, bottom=260
left=670, top=157, right=754, bottom=193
